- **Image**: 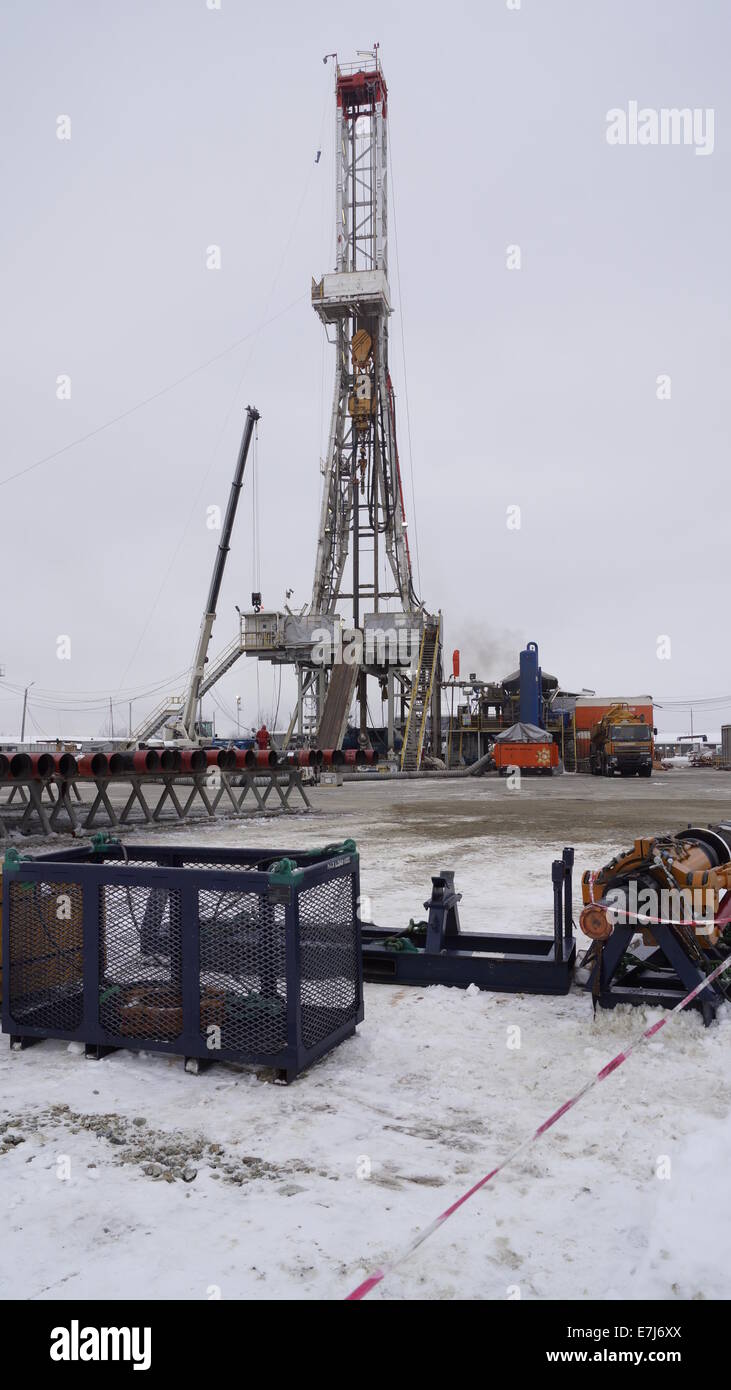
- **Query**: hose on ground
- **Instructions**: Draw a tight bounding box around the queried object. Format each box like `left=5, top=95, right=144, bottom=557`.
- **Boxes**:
left=341, top=749, right=496, bottom=782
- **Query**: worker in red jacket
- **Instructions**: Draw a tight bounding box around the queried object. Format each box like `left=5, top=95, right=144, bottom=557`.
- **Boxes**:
left=255, top=723, right=270, bottom=750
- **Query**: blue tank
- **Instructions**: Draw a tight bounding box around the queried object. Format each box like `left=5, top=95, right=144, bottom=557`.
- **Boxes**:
left=519, top=642, right=542, bottom=727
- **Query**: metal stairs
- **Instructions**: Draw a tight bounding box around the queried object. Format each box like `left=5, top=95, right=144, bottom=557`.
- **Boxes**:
left=199, top=633, right=245, bottom=697
left=400, top=619, right=440, bottom=771
left=130, top=632, right=246, bottom=746
left=131, top=694, right=184, bottom=743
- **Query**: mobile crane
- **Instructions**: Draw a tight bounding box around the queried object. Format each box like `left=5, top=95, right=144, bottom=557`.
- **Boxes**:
left=170, top=405, right=260, bottom=744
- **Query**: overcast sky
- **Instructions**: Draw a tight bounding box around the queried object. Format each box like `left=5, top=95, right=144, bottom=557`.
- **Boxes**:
left=1, top=0, right=728, bottom=740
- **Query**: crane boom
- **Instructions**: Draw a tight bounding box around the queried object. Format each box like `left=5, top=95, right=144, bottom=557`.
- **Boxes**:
left=177, top=405, right=260, bottom=742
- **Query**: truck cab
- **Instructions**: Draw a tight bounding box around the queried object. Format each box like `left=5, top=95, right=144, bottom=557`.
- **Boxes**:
left=590, top=706, right=653, bottom=778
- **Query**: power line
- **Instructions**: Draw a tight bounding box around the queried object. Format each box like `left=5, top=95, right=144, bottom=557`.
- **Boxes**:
left=1, top=667, right=191, bottom=709
left=114, top=135, right=324, bottom=695
left=0, top=292, right=308, bottom=492
left=655, top=694, right=731, bottom=709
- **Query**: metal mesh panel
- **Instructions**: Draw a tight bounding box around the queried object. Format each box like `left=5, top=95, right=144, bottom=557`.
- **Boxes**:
left=198, top=889, right=287, bottom=1055
left=298, top=875, right=358, bottom=1049
left=98, top=885, right=182, bottom=1040
left=182, top=861, right=256, bottom=873
left=7, top=880, right=84, bottom=1032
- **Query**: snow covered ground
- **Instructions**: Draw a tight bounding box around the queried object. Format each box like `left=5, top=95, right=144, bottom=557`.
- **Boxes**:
left=2, top=777, right=731, bottom=1301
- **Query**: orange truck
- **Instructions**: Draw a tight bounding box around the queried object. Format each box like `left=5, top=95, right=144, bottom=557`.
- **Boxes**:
left=574, top=696, right=653, bottom=775
left=588, top=702, right=654, bottom=778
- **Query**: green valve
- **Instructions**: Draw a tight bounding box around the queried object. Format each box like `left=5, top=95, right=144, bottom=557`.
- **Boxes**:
left=91, top=831, right=118, bottom=854
left=381, top=935, right=420, bottom=954
left=268, top=857, right=302, bottom=884
left=302, top=838, right=357, bottom=858
left=3, top=848, right=25, bottom=873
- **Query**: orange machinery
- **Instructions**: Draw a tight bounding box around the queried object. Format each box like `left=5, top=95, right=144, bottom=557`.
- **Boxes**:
left=493, top=741, right=559, bottom=774
left=579, top=821, right=731, bottom=1023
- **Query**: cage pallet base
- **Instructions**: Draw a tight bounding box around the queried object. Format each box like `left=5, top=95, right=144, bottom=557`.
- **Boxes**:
left=6, top=1019, right=359, bottom=1084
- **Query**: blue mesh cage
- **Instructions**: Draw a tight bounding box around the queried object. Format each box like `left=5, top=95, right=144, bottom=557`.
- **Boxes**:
left=2, top=842, right=363, bottom=1082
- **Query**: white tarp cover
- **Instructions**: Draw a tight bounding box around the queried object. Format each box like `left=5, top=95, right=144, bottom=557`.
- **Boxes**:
left=494, top=721, right=550, bottom=743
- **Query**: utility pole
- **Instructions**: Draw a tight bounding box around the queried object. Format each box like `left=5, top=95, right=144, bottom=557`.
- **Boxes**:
left=20, top=682, right=34, bottom=743
left=129, top=701, right=133, bottom=737
left=109, top=697, right=114, bottom=740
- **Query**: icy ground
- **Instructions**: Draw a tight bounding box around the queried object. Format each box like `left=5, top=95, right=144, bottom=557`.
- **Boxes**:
left=2, top=780, right=731, bottom=1301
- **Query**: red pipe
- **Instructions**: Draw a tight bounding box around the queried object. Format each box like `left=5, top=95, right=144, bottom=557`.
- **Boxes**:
left=254, top=749, right=279, bottom=769
left=235, top=749, right=256, bottom=770
left=159, top=749, right=181, bottom=773
left=179, top=749, right=207, bottom=774
left=321, top=749, right=345, bottom=767
left=108, top=752, right=126, bottom=775
left=205, top=748, right=236, bottom=771
left=29, top=753, right=56, bottom=779
left=77, top=752, right=109, bottom=778
left=0, top=753, right=10, bottom=779
left=342, top=749, right=379, bottom=766
left=288, top=749, right=321, bottom=768
left=11, top=753, right=32, bottom=778
left=56, top=753, right=79, bottom=777
left=124, top=750, right=159, bottom=774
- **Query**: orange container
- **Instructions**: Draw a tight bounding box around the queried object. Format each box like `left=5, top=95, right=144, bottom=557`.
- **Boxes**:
left=493, top=741, right=558, bottom=770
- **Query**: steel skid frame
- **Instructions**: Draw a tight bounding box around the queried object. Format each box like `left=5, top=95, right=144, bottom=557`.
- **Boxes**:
left=0, top=770, right=311, bottom=838
left=361, top=849, right=576, bottom=993
left=589, top=912, right=731, bottom=1025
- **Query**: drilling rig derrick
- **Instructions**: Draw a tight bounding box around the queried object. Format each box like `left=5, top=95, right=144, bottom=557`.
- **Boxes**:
left=241, top=50, right=441, bottom=762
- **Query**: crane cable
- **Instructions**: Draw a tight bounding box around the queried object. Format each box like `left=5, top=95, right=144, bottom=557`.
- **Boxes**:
left=388, top=128, right=422, bottom=600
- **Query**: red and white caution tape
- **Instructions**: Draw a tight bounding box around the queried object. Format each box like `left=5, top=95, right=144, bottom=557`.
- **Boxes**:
left=621, top=910, right=722, bottom=930
left=345, top=949, right=731, bottom=1301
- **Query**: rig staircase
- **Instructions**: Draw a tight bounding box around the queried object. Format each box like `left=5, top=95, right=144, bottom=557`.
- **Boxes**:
left=400, top=619, right=440, bottom=771
left=199, top=634, right=245, bottom=697
left=132, top=695, right=184, bottom=744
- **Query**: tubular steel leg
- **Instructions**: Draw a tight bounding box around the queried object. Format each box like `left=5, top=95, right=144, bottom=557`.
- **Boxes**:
left=19, top=780, right=52, bottom=836
left=85, top=1044, right=118, bottom=1060
left=562, top=846, right=574, bottom=944
left=153, top=776, right=188, bottom=822
left=83, top=778, right=120, bottom=829
left=552, top=860, right=564, bottom=963
left=119, top=778, right=154, bottom=825
left=656, top=927, right=721, bottom=1010
left=234, top=774, right=267, bottom=813
left=48, top=782, right=81, bottom=834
